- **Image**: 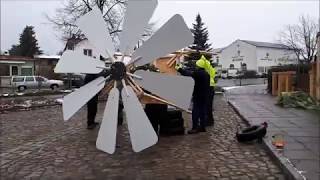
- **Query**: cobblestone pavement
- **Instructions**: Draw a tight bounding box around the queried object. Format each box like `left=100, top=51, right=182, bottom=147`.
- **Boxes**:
left=0, top=95, right=285, bottom=180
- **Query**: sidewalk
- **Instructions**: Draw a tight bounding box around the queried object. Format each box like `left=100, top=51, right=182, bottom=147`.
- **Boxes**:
left=225, top=85, right=320, bottom=180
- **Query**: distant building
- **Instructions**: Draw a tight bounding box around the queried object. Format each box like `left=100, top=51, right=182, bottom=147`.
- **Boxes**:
left=0, top=55, right=60, bottom=87
left=0, top=56, right=35, bottom=77
left=33, top=55, right=61, bottom=79
left=0, top=55, right=60, bottom=77
left=64, top=35, right=99, bottom=58
left=212, top=39, right=297, bottom=74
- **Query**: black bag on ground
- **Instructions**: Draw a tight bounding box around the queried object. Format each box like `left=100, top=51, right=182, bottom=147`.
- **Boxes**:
left=160, top=108, right=184, bottom=135
left=236, top=122, right=268, bottom=142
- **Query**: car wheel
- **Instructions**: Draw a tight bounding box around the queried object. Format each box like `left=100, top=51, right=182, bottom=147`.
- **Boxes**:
left=18, top=86, right=26, bottom=92
left=51, top=84, right=59, bottom=90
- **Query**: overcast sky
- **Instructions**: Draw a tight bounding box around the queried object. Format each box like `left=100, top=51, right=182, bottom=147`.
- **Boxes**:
left=1, top=0, right=319, bottom=55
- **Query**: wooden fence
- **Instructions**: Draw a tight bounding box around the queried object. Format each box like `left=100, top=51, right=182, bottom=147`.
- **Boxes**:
left=309, top=60, right=320, bottom=100
left=272, top=71, right=296, bottom=96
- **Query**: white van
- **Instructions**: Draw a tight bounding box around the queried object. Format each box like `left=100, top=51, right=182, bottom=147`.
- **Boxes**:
left=227, top=69, right=238, bottom=78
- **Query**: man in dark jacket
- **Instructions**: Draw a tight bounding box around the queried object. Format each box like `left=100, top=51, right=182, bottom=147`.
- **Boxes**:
left=84, top=74, right=100, bottom=129
left=176, top=60, right=210, bottom=134
left=84, top=73, right=124, bottom=130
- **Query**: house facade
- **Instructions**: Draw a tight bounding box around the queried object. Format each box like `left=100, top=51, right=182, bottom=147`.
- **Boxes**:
left=0, top=56, right=35, bottom=77
left=0, top=55, right=60, bottom=87
left=64, top=35, right=100, bottom=59
left=212, top=40, right=297, bottom=73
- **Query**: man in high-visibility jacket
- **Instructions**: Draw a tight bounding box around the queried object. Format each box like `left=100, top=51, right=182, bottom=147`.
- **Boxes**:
left=197, top=55, right=217, bottom=127
left=175, top=59, right=210, bottom=134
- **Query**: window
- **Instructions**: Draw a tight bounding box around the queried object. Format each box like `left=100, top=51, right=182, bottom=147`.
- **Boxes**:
left=229, top=64, right=235, bottom=69
left=83, top=49, right=92, bottom=56
left=36, top=76, right=45, bottom=82
left=241, top=63, right=247, bottom=71
left=11, top=66, right=18, bottom=76
left=25, top=76, right=35, bottom=82
left=264, top=67, right=268, bottom=72
left=21, top=67, right=33, bottom=76
left=12, top=77, right=24, bottom=82
left=258, top=66, right=265, bottom=73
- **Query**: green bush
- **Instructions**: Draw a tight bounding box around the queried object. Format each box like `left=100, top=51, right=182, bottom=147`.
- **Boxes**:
left=241, top=70, right=258, bottom=79
left=277, top=91, right=320, bottom=110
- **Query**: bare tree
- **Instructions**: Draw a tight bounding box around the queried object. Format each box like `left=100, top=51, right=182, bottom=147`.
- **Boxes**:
left=47, top=0, right=154, bottom=48
left=47, top=0, right=126, bottom=43
left=279, top=15, right=318, bottom=63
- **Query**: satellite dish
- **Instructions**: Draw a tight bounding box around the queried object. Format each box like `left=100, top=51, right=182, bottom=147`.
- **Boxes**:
left=54, top=0, right=194, bottom=154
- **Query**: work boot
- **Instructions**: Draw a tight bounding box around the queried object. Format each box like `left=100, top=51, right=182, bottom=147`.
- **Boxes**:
left=187, top=128, right=199, bottom=134
left=198, top=127, right=206, bottom=132
left=87, top=122, right=99, bottom=130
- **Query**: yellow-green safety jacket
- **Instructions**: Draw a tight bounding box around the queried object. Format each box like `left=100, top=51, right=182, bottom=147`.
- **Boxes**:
left=198, top=55, right=216, bottom=87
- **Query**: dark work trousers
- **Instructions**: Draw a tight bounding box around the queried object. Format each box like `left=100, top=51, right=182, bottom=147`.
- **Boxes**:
left=85, top=74, right=99, bottom=126
left=87, top=94, right=98, bottom=126
left=118, top=101, right=124, bottom=125
left=192, top=100, right=207, bottom=129
left=206, top=86, right=215, bottom=126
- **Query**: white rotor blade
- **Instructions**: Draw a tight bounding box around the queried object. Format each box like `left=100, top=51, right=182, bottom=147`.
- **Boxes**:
left=96, top=87, right=119, bottom=154
left=63, top=77, right=106, bottom=121
left=135, top=71, right=194, bottom=111
left=54, top=50, right=105, bottom=74
left=121, top=86, right=158, bottom=152
left=132, top=14, right=193, bottom=66
left=119, top=0, right=157, bottom=55
left=76, top=7, right=115, bottom=58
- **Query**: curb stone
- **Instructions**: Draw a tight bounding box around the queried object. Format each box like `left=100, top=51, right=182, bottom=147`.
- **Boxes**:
left=228, top=100, right=305, bottom=180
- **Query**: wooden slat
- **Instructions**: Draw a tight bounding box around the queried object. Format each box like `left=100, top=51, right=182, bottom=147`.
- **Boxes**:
left=154, top=57, right=177, bottom=75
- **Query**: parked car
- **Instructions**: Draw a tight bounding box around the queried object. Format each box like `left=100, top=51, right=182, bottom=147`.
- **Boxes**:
left=11, top=76, right=64, bottom=91
left=221, top=70, right=228, bottom=79
left=61, top=74, right=85, bottom=88
left=257, top=72, right=267, bottom=78
left=227, top=69, right=239, bottom=79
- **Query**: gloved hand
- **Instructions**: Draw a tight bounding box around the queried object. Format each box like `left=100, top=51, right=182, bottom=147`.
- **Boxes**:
left=175, top=63, right=182, bottom=70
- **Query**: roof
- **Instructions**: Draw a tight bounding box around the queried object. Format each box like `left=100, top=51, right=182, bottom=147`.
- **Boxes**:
left=64, top=35, right=87, bottom=51
left=241, top=40, right=290, bottom=49
left=34, top=55, right=60, bottom=59
left=212, top=48, right=224, bottom=54
left=0, top=55, right=36, bottom=61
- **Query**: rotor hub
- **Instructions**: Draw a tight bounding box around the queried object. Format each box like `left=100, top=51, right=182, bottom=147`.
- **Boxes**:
left=110, top=61, right=126, bottom=80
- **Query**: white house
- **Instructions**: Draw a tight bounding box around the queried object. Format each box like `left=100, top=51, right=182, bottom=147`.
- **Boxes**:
left=212, top=39, right=297, bottom=74
left=64, top=36, right=100, bottom=59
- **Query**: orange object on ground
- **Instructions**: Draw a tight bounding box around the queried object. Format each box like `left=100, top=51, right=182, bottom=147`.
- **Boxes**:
left=272, top=134, right=285, bottom=149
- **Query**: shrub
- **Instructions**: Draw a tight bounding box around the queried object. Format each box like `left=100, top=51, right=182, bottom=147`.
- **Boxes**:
left=277, top=91, right=320, bottom=110
left=242, top=70, right=258, bottom=79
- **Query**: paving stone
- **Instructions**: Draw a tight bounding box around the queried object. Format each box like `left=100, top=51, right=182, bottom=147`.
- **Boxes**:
left=0, top=95, right=284, bottom=179
left=226, top=85, right=320, bottom=180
